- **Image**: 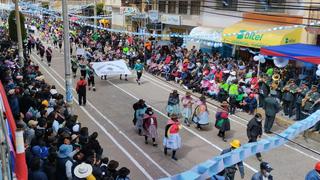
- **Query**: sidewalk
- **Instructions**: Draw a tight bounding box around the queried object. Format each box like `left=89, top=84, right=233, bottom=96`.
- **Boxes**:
left=146, top=73, right=320, bottom=143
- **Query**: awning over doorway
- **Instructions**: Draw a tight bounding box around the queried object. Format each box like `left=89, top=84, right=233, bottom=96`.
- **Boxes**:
left=222, top=21, right=303, bottom=48
left=189, top=26, right=222, bottom=42
left=260, top=43, right=320, bottom=64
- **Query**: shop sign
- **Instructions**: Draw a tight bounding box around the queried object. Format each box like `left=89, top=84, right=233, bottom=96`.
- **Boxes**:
left=236, top=30, right=264, bottom=41
left=161, top=14, right=181, bottom=26
left=132, top=13, right=147, bottom=20
left=148, top=10, right=159, bottom=23
left=120, top=7, right=139, bottom=15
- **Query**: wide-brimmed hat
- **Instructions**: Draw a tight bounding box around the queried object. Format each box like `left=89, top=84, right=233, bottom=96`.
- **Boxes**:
left=35, top=75, right=45, bottom=81
left=42, top=100, right=49, bottom=107
left=57, top=144, right=73, bottom=158
left=8, top=89, right=15, bottom=95
left=50, top=89, right=58, bottom=95
left=28, top=120, right=38, bottom=127
left=230, top=71, right=236, bottom=76
left=74, top=162, right=93, bottom=178
left=221, top=101, right=229, bottom=107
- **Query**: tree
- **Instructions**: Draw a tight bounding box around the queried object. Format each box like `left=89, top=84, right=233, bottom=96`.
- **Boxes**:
left=8, top=10, right=27, bottom=42
left=96, top=2, right=105, bottom=15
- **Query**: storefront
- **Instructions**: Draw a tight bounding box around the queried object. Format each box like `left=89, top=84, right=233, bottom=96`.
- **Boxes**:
left=223, top=21, right=303, bottom=49
left=222, top=12, right=305, bottom=58
left=160, top=14, right=194, bottom=45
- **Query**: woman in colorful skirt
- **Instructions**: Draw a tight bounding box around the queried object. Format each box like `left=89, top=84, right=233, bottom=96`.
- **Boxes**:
left=135, top=101, right=147, bottom=135
left=215, top=101, right=231, bottom=142
left=181, top=91, right=194, bottom=126
left=163, top=114, right=182, bottom=161
left=166, top=90, right=180, bottom=117
left=143, top=107, right=158, bottom=146
left=192, top=96, right=209, bottom=130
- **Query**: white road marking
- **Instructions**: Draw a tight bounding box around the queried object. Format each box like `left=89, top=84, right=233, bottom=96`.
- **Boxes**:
left=31, top=54, right=154, bottom=180
left=142, top=73, right=320, bottom=161
left=105, top=80, right=258, bottom=173
left=31, top=53, right=171, bottom=177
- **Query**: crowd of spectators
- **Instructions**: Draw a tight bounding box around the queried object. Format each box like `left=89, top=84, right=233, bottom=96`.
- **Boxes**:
left=0, top=26, right=131, bottom=180
left=145, top=45, right=320, bottom=124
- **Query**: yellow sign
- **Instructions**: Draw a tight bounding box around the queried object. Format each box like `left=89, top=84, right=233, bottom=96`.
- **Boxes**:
left=222, top=21, right=302, bottom=48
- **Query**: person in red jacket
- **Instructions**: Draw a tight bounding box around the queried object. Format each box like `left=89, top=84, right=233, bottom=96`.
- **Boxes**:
left=76, top=76, right=87, bottom=106
left=143, top=107, right=158, bottom=146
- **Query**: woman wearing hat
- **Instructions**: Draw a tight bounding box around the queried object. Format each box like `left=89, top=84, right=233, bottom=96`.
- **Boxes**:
left=192, top=96, right=209, bottom=130
left=135, top=100, right=147, bottom=135
left=133, top=59, right=144, bottom=85
left=163, top=114, right=182, bottom=161
left=181, top=91, right=194, bottom=126
left=215, top=101, right=230, bottom=142
left=143, top=107, right=158, bottom=146
left=166, top=90, right=180, bottom=117
left=73, top=162, right=94, bottom=179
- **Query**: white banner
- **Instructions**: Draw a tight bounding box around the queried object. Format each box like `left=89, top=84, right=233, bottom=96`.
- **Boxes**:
left=91, top=60, right=132, bottom=77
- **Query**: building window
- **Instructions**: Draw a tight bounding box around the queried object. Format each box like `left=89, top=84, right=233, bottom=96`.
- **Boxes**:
left=191, top=1, right=200, bottom=15
left=178, top=1, right=188, bottom=14
left=159, top=1, right=166, bottom=13
left=168, top=1, right=177, bottom=14
left=216, top=0, right=238, bottom=11
left=255, top=0, right=285, bottom=13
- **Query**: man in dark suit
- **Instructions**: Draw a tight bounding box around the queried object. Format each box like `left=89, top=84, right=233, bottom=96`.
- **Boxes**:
left=263, top=90, right=280, bottom=134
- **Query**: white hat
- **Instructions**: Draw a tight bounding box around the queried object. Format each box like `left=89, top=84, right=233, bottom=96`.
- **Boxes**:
left=50, top=89, right=58, bottom=95
left=230, top=71, right=236, bottom=76
left=74, top=163, right=93, bottom=178
left=72, top=124, right=80, bottom=133
left=223, top=70, right=230, bottom=74
left=8, top=89, right=15, bottom=95
left=35, top=75, right=45, bottom=81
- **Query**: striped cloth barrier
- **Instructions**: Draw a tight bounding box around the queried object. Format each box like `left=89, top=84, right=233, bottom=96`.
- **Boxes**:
left=160, top=110, right=320, bottom=180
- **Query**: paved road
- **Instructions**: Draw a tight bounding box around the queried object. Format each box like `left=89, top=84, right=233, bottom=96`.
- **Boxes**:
left=29, top=43, right=320, bottom=180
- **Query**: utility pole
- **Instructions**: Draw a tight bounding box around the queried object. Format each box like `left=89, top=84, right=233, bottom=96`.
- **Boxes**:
left=94, top=0, right=97, bottom=32
left=14, top=0, right=24, bottom=67
left=62, top=0, right=73, bottom=114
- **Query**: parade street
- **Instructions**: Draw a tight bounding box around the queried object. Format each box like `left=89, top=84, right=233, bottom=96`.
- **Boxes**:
left=30, top=44, right=320, bottom=180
